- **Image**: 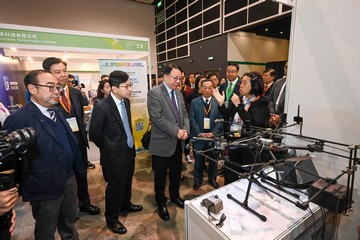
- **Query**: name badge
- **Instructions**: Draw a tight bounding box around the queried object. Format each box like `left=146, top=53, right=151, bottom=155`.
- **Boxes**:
left=204, top=118, right=210, bottom=129
left=66, top=117, right=79, bottom=132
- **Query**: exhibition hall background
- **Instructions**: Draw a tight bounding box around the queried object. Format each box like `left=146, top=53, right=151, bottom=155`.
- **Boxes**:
left=1, top=0, right=360, bottom=239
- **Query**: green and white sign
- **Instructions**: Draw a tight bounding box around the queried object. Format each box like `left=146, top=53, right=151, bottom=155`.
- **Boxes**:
left=0, top=28, right=148, bottom=51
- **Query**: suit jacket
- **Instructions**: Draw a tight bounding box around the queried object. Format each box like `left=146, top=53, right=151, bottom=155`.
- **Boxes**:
left=3, top=101, right=84, bottom=202
left=268, top=77, right=286, bottom=115
left=189, top=96, right=223, bottom=140
left=147, top=83, right=190, bottom=157
left=219, top=96, right=270, bottom=129
left=89, top=96, right=135, bottom=169
left=218, top=78, right=241, bottom=118
left=264, top=82, right=274, bottom=97
left=57, top=86, right=88, bottom=148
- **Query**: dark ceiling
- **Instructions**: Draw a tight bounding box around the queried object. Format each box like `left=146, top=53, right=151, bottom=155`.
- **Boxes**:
left=135, top=0, right=292, bottom=40
left=242, top=15, right=292, bottom=40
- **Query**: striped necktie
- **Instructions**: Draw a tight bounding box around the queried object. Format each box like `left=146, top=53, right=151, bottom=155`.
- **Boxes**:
left=47, top=108, right=56, bottom=122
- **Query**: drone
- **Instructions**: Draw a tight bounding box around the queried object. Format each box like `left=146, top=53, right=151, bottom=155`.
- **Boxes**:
left=190, top=112, right=359, bottom=221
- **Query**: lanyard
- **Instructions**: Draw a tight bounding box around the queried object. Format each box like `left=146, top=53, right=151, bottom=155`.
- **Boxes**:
left=204, top=101, right=212, bottom=117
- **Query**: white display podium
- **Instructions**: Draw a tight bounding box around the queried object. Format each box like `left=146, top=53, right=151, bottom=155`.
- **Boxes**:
left=185, top=174, right=324, bottom=240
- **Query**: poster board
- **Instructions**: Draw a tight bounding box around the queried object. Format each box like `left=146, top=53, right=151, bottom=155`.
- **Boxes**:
left=99, top=59, right=149, bottom=150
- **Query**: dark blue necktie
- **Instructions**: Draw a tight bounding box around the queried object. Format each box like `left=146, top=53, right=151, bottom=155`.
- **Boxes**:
left=170, top=90, right=182, bottom=128
left=205, top=99, right=209, bottom=111
left=120, top=101, right=134, bottom=148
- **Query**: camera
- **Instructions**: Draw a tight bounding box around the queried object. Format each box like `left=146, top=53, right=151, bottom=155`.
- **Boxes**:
left=0, top=127, right=36, bottom=240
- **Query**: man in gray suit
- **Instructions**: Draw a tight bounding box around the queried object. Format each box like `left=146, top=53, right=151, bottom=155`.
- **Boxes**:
left=147, top=63, right=190, bottom=221
left=269, top=61, right=288, bottom=126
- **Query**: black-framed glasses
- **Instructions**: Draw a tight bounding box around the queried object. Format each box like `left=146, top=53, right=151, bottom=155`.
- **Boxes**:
left=169, top=75, right=184, bottom=82
left=33, top=84, right=60, bottom=92
left=118, top=82, right=133, bottom=90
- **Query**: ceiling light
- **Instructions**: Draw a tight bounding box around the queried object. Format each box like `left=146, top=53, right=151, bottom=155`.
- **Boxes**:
left=265, top=28, right=269, bottom=32
left=280, top=31, right=283, bottom=34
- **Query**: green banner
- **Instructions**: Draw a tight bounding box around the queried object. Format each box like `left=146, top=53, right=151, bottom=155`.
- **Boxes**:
left=0, top=28, right=148, bottom=51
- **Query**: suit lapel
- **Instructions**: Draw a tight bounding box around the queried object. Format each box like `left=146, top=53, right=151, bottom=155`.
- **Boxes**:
left=209, top=97, right=218, bottom=120
left=124, top=99, right=133, bottom=132
left=107, top=96, right=124, bottom=129
left=175, top=90, right=184, bottom=121
left=28, top=102, right=63, bottom=145
left=68, top=87, right=80, bottom=117
left=197, top=97, right=206, bottom=119
left=160, top=84, right=179, bottom=119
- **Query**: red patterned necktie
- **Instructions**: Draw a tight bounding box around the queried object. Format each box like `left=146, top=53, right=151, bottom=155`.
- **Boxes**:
left=60, top=90, right=70, bottom=112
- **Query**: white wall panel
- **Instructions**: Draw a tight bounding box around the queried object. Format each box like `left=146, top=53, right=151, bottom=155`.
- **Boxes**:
left=287, top=1, right=360, bottom=239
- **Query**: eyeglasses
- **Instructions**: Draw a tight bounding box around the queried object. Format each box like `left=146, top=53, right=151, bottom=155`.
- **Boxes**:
left=226, top=70, right=237, bottom=74
left=169, top=75, right=184, bottom=82
left=33, top=84, right=60, bottom=92
left=119, top=82, right=133, bottom=90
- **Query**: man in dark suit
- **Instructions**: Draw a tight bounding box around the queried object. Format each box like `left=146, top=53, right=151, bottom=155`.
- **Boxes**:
left=42, top=57, right=100, bottom=216
left=268, top=61, right=288, bottom=127
left=262, top=68, right=276, bottom=97
left=89, top=70, right=143, bottom=234
left=189, top=79, right=223, bottom=190
left=147, top=63, right=190, bottom=221
left=3, top=70, right=84, bottom=239
left=218, top=62, right=242, bottom=132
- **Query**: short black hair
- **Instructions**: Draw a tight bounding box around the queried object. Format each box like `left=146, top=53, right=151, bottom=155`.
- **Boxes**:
left=24, top=70, right=51, bottom=91
left=200, top=79, right=213, bottom=86
left=242, top=71, right=264, bottom=97
left=68, top=74, right=75, bottom=79
left=42, top=57, right=67, bottom=71
left=206, top=72, right=218, bottom=79
left=163, top=63, right=183, bottom=75
left=226, top=62, right=239, bottom=71
left=263, top=68, right=276, bottom=77
left=158, top=72, right=164, bottom=78
left=109, top=70, right=129, bottom=88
